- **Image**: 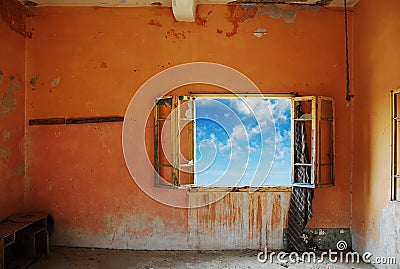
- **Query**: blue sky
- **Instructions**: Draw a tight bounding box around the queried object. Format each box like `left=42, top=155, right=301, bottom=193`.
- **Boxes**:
left=195, top=98, right=292, bottom=187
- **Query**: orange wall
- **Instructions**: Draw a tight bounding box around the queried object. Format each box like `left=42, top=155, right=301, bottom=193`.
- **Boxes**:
left=352, top=0, right=400, bottom=263
left=0, top=0, right=27, bottom=220
left=25, top=4, right=352, bottom=249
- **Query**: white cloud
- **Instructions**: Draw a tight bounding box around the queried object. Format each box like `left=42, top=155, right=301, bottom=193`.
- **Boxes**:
left=275, top=146, right=290, bottom=160
left=266, top=99, right=291, bottom=123
left=230, top=124, right=248, bottom=141
left=210, top=133, right=216, bottom=142
left=247, top=145, right=258, bottom=153
left=197, top=129, right=206, bottom=138
left=218, top=138, right=231, bottom=152
left=251, top=126, right=261, bottom=135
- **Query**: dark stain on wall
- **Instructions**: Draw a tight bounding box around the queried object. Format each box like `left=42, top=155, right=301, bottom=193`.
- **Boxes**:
left=195, top=14, right=207, bottom=27
left=22, top=0, right=38, bottom=7
left=0, top=0, right=32, bottom=38
left=196, top=10, right=212, bottom=27
left=0, top=75, right=20, bottom=117
left=165, top=29, right=186, bottom=39
left=29, top=116, right=124, bottom=125
left=0, top=147, right=11, bottom=160
left=283, top=228, right=352, bottom=251
left=29, top=73, right=39, bottom=89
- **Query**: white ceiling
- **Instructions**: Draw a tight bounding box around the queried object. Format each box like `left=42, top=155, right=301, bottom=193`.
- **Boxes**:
left=19, top=0, right=360, bottom=7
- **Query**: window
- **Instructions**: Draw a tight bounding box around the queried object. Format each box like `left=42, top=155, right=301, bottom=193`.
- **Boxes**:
left=391, top=90, right=400, bottom=201
left=154, top=94, right=334, bottom=189
left=195, top=96, right=292, bottom=187
left=291, top=96, right=335, bottom=188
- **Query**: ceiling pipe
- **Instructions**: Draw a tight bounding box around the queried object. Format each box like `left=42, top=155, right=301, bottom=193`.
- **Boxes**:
left=172, top=0, right=197, bottom=22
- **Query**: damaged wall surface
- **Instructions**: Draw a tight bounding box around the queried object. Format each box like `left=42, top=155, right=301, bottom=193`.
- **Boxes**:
left=0, top=0, right=27, bottom=220
left=24, top=4, right=352, bottom=249
left=352, top=0, right=400, bottom=266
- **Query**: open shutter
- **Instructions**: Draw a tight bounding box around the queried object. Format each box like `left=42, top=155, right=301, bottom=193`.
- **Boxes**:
left=291, top=96, right=335, bottom=188
left=316, top=96, right=335, bottom=187
left=154, top=96, right=175, bottom=187
left=154, top=95, right=195, bottom=187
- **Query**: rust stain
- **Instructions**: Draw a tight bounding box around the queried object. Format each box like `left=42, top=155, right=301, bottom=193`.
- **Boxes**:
left=100, top=62, right=108, bottom=68
left=0, top=75, right=20, bottom=117
left=256, top=195, right=263, bottom=247
left=225, top=5, right=258, bottom=38
left=0, top=0, right=32, bottom=38
left=227, top=194, right=235, bottom=227
left=216, top=29, right=223, bottom=34
left=195, top=14, right=207, bottom=27
left=271, top=194, right=282, bottom=229
left=208, top=201, right=216, bottom=229
left=248, top=195, right=255, bottom=239
left=0, top=71, right=3, bottom=85
left=148, top=19, right=162, bottom=27
left=165, top=29, right=185, bottom=39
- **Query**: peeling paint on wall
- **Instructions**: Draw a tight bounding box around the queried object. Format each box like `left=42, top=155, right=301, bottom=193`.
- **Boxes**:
left=0, top=147, right=11, bottom=160
left=29, top=73, right=40, bottom=89
left=260, top=4, right=303, bottom=24
left=49, top=213, right=190, bottom=249
left=2, top=129, right=10, bottom=141
left=225, top=4, right=306, bottom=37
left=50, top=77, right=60, bottom=88
left=226, top=5, right=258, bottom=37
left=195, top=13, right=208, bottom=27
left=105, top=213, right=166, bottom=239
left=0, top=0, right=32, bottom=38
left=0, top=75, right=20, bottom=117
left=165, top=29, right=185, bottom=39
left=254, top=28, right=267, bottom=38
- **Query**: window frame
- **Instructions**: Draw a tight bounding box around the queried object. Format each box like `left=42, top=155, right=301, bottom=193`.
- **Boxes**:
left=391, top=89, right=400, bottom=201
left=154, top=95, right=196, bottom=188
left=153, top=93, right=335, bottom=191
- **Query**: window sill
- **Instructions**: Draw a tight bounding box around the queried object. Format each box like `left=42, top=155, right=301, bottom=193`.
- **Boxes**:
left=187, top=186, right=292, bottom=192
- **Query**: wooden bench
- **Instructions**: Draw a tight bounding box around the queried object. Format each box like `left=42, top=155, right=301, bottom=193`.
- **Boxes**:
left=0, top=212, right=49, bottom=269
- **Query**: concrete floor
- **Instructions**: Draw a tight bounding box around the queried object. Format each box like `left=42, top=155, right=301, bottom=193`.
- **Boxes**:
left=30, top=247, right=376, bottom=269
